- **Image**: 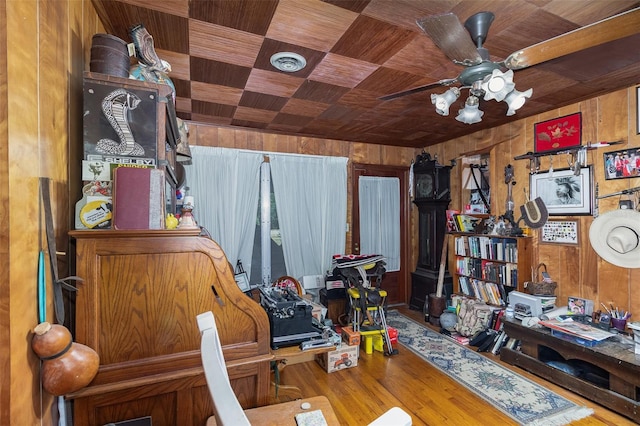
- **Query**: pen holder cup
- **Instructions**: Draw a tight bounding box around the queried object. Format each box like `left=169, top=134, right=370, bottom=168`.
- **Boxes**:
left=611, top=317, right=627, bottom=332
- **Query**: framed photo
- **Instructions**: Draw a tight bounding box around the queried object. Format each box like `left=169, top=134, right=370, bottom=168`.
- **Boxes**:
left=529, top=167, right=593, bottom=216
left=603, top=148, right=640, bottom=180
left=541, top=219, right=579, bottom=245
left=234, top=272, right=251, bottom=292
left=637, top=86, right=640, bottom=135
left=534, top=112, right=582, bottom=153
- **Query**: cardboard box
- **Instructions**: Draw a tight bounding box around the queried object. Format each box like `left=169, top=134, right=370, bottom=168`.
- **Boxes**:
left=341, top=326, right=360, bottom=346
left=316, top=345, right=359, bottom=373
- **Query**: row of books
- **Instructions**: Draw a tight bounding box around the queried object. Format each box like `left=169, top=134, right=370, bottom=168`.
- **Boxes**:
left=455, top=258, right=519, bottom=287
left=454, top=235, right=518, bottom=263
left=457, top=276, right=514, bottom=306
left=477, top=309, right=520, bottom=355
left=477, top=330, right=520, bottom=355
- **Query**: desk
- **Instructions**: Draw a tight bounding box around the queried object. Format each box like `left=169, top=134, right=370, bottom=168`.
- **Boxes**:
left=270, top=345, right=336, bottom=404
left=501, top=318, right=640, bottom=422
left=206, top=395, right=340, bottom=425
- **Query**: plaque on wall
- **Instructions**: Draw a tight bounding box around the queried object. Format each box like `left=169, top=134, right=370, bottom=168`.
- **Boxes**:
left=83, top=75, right=161, bottom=169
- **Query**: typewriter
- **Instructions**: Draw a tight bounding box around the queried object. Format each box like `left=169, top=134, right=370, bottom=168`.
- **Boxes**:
left=259, top=286, right=323, bottom=349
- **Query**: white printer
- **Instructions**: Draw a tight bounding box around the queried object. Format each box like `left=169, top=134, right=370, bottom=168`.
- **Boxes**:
left=508, top=291, right=556, bottom=319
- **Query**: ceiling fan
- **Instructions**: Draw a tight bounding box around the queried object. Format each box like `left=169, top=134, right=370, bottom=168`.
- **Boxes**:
left=381, top=8, right=640, bottom=124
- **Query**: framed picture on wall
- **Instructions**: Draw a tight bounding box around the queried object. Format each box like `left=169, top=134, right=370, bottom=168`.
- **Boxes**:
left=529, top=167, right=593, bottom=216
left=637, top=86, right=640, bottom=135
left=541, top=219, right=579, bottom=245
left=603, top=148, right=640, bottom=180
left=534, top=112, right=582, bottom=153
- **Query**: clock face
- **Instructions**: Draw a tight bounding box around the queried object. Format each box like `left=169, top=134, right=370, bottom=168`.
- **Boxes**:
left=415, top=174, right=434, bottom=199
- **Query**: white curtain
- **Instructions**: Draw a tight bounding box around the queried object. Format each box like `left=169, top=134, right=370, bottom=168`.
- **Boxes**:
left=270, top=155, right=348, bottom=278
left=185, top=146, right=263, bottom=273
left=358, top=176, right=400, bottom=271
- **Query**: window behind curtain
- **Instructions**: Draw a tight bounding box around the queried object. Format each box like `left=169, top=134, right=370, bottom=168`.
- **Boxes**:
left=249, top=162, right=286, bottom=285
left=358, top=176, right=401, bottom=272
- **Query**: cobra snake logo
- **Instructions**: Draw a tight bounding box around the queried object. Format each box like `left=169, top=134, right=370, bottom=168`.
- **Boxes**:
left=95, top=89, right=145, bottom=156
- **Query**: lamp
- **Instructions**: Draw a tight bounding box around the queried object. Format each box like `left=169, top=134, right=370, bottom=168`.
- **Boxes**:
left=431, top=67, right=532, bottom=123
left=504, top=88, right=533, bottom=116
left=431, top=87, right=460, bottom=116
left=481, top=69, right=515, bottom=102
left=456, top=95, right=483, bottom=124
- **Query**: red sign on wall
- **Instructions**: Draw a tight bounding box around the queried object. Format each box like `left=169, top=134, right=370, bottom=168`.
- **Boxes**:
left=534, top=112, right=582, bottom=153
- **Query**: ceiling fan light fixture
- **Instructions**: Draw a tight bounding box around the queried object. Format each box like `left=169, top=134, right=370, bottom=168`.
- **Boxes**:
left=431, top=87, right=460, bottom=116
left=270, top=52, right=307, bottom=73
left=504, top=87, right=533, bottom=116
left=482, top=69, right=515, bottom=102
left=456, top=95, right=484, bottom=124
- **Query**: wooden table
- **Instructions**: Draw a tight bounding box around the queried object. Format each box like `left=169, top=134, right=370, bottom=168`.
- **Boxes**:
left=501, top=317, right=640, bottom=422
left=270, top=344, right=336, bottom=404
left=206, top=395, right=340, bottom=425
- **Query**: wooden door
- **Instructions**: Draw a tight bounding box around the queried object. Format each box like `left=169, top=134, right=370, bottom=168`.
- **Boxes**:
left=352, top=164, right=410, bottom=305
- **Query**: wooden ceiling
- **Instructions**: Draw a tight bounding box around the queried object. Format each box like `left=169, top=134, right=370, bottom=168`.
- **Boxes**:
left=92, top=0, right=640, bottom=148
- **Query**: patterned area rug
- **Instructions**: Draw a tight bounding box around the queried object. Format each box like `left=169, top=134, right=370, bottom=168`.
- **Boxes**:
left=386, top=311, right=594, bottom=426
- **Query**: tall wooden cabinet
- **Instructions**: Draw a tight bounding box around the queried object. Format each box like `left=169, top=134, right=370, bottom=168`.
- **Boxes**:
left=409, top=153, right=453, bottom=310
left=67, top=230, right=272, bottom=426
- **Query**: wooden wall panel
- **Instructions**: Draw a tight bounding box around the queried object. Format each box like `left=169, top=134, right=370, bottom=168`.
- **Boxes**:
left=0, top=0, right=9, bottom=424
left=2, top=1, right=103, bottom=424
left=6, top=0, right=47, bottom=422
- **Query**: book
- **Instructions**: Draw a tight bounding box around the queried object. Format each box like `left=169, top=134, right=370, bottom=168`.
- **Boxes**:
left=493, top=309, right=505, bottom=331
left=491, top=330, right=508, bottom=355
left=295, top=409, right=328, bottom=426
left=113, top=167, right=165, bottom=230
left=446, top=209, right=460, bottom=232
left=450, top=332, right=470, bottom=345
left=477, top=331, right=499, bottom=352
left=455, top=214, right=482, bottom=232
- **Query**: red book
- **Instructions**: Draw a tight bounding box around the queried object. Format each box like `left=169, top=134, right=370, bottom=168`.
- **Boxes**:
left=112, top=167, right=165, bottom=230
left=494, top=309, right=505, bottom=331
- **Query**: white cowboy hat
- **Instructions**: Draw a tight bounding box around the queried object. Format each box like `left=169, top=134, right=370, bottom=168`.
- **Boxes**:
left=589, top=209, right=640, bottom=268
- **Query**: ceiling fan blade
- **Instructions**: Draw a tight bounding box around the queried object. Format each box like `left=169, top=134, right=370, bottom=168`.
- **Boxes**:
left=505, top=7, right=640, bottom=70
left=379, top=79, right=458, bottom=101
left=417, top=13, right=482, bottom=66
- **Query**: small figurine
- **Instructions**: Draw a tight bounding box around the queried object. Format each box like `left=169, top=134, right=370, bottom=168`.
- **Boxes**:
left=178, top=196, right=198, bottom=229
left=166, top=213, right=179, bottom=230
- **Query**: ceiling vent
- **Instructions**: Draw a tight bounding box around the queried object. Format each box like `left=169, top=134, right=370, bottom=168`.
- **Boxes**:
left=270, top=52, right=306, bottom=72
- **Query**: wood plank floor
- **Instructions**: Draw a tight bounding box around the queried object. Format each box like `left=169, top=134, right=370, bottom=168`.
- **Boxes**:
left=279, top=306, right=635, bottom=425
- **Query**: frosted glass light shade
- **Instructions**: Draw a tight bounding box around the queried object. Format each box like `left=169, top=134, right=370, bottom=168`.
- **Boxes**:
left=504, top=88, right=533, bottom=116
left=482, top=69, right=515, bottom=102
left=431, top=87, right=460, bottom=116
left=456, top=96, right=484, bottom=124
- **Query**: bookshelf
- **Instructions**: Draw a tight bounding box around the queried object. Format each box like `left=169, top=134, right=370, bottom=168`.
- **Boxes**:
left=452, top=233, right=532, bottom=306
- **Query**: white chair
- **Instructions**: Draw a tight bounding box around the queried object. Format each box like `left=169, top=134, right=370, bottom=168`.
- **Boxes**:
left=197, top=311, right=412, bottom=426
left=197, top=311, right=251, bottom=426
